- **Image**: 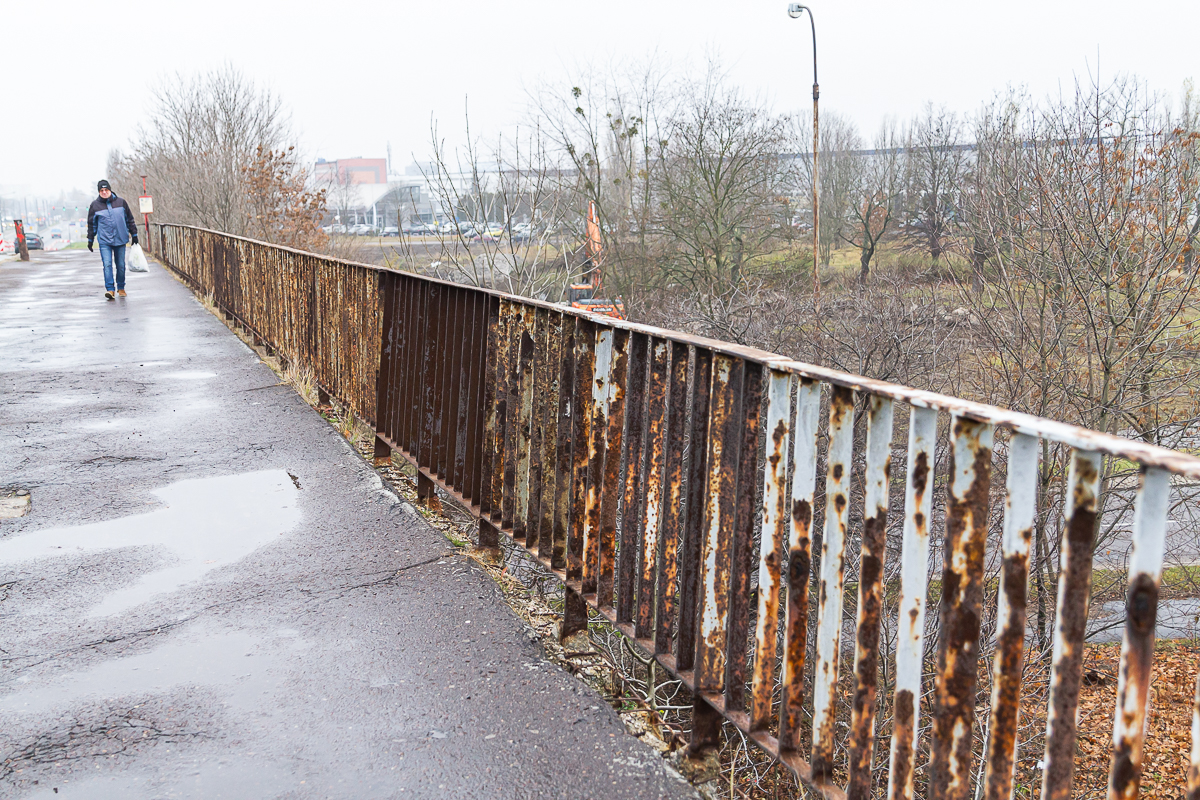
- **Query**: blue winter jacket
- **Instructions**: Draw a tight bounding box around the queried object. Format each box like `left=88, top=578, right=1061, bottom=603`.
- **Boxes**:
left=87, top=193, right=137, bottom=247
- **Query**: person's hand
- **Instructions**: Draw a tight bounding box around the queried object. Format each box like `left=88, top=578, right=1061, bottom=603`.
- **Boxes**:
left=87, top=241, right=94, bottom=252
left=132, top=235, right=139, bottom=245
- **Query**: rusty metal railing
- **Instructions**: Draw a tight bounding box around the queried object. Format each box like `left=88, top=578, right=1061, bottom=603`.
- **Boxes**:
left=153, top=223, right=1200, bottom=800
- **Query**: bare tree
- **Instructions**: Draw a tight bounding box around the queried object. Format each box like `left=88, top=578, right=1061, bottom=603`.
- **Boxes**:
left=394, top=110, right=574, bottom=299
left=112, top=65, right=290, bottom=237
left=795, top=111, right=863, bottom=267
left=839, top=121, right=902, bottom=283
left=902, top=104, right=969, bottom=263
left=532, top=59, right=673, bottom=311
left=651, top=70, right=796, bottom=342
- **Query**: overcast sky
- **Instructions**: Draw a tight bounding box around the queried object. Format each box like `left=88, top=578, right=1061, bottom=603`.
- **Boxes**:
left=2, top=0, right=1195, bottom=198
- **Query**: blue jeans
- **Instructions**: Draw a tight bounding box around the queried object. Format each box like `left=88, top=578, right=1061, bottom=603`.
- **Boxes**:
left=99, top=243, right=126, bottom=292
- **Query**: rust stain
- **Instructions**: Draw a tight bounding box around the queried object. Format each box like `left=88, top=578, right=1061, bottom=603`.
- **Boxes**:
left=1043, top=450, right=1099, bottom=800
left=927, top=418, right=992, bottom=800
left=1107, top=572, right=1159, bottom=800
left=889, top=689, right=916, bottom=800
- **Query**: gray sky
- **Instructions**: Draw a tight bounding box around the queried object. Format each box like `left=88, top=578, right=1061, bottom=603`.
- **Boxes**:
left=3, top=0, right=1195, bottom=198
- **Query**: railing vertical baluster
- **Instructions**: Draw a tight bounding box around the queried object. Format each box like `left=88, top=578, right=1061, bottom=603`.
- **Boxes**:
left=981, top=433, right=1039, bottom=800
left=751, top=369, right=792, bottom=731
left=417, top=283, right=438, bottom=470
left=811, top=384, right=856, bottom=783
left=598, top=329, right=630, bottom=609
left=536, top=312, right=562, bottom=562
left=551, top=315, right=576, bottom=573
left=695, top=355, right=743, bottom=693
left=435, top=287, right=455, bottom=479
left=582, top=328, right=614, bottom=596
left=448, top=289, right=472, bottom=490
left=567, top=320, right=596, bottom=584
left=467, top=294, right=492, bottom=505
left=524, top=309, right=549, bottom=543
left=372, top=272, right=396, bottom=450
left=676, top=348, right=713, bottom=673
left=887, top=405, right=937, bottom=800
left=477, top=297, right=501, bottom=522
left=779, top=377, right=821, bottom=753
left=501, top=308, right=523, bottom=528
left=655, top=343, right=691, bottom=656
left=617, top=332, right=649, bottom=624
left=637, top=339, right=670, bottom=639
left=847, top=394, right=894, bottom=800
left=512, top=320, right=536, bottom=542
left=928, top=415, right=994, bottom=800
left=456, top=292, right=480, bottom=499
left=1041, top=447, right=1102, bottom=800
left=725, top=362, right=762, bottom=717
left=1106, top=466, right=1170, bottom=800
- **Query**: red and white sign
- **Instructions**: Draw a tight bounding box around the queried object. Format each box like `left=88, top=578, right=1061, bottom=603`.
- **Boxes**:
left=139, top=195, right=154, bottom=214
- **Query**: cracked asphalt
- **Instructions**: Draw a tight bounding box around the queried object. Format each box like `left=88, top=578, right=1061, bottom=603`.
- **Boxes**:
left=0, top=250, right=698, bottom=799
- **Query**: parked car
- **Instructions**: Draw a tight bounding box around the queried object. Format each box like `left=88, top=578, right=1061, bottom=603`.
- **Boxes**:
left=382, top=226, right=399, bottom=237
left=351, top=224, right=375, bottom=236
left=473, top=224, right=505, bottom=243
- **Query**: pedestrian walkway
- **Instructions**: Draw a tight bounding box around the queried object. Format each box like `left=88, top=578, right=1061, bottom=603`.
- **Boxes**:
left=0, top=250, right=696, bottom=800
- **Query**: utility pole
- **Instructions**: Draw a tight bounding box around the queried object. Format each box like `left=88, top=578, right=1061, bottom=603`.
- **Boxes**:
left=789, top=3, right=820, bottom=312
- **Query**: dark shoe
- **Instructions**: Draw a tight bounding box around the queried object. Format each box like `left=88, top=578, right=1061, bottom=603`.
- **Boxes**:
left=117, top=289, right=127, bottom=297
left=104, top=291, right=114, bottom=300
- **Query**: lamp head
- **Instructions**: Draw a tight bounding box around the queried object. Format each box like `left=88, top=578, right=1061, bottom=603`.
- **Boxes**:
left=787, top=3, right=806, bottom=18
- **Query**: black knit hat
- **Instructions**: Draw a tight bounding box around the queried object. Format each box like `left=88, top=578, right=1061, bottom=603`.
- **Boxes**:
left=97, top=180, right=111, bottom=191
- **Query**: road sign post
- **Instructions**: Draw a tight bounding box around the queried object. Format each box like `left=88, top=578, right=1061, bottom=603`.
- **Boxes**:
left=139, top=175, right=153, bottom=246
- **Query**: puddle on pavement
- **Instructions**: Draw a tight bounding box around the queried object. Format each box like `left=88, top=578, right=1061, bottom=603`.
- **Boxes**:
left=0, top=627, right=276, bottom=716
left=0, top=470, right=300, bottom=617
left=18, top=754, right=297, bottom=799
left=163, top=370, right=218, bottom=380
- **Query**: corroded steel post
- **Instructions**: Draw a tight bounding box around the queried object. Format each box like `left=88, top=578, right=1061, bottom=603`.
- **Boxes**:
left=887, top=405, right=936, bottom=800
left=1106, top=467, right=1170, bottom=800
left=982, top=433, right=1039, bottom=800
left=779, top=377, right=821, bottom=753
left=847, top=395, right=893, bottom=800
left=750, top=370, right=792, bottom=731
left=811, top=384, right=855, bottom=782
left=1041, top=448, right=1102, bottom=800
left=927, top=415, right=993, bottom=800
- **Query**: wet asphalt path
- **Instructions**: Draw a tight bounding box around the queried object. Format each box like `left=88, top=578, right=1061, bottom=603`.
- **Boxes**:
left=0, top=250, right=696, bottom=799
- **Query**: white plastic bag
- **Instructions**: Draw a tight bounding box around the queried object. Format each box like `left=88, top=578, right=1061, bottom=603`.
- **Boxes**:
left=127, top=243, right=149, bottom=273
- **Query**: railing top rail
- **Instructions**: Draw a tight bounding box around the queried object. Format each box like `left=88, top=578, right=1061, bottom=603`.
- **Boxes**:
left=157, top=222, right=1200, bottom=479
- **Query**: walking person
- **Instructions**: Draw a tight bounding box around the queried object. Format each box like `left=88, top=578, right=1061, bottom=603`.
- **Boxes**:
left=86, top=180, right=138, bottom=300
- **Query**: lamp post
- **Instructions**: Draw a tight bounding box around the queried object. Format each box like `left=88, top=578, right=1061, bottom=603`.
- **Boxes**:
left=788, top=3, right=819, bottom=311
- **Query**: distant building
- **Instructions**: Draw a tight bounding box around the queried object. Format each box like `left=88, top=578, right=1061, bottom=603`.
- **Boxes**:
left=313, top=157, right=388, bottom=185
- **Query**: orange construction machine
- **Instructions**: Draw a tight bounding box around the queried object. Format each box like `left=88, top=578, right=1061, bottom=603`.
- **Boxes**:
left=568, top=202, right=626, bottom=319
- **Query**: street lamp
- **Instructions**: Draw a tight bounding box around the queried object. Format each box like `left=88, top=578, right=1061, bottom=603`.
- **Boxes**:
left=788, top=3, right=819, bottom=310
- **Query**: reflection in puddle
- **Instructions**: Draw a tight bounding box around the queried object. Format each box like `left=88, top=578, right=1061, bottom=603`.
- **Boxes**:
left=163, top=371, right=218, bottom=380
left=0, top=627, right=271, bottom=716
left=19, top=760, right=297, bottom=800
left=0, top=470, right=300, bottom=617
